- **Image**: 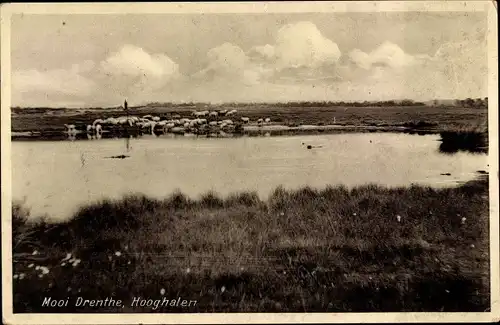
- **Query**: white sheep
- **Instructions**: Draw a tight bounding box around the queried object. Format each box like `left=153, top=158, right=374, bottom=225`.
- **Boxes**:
left=64, top=124, right=77, bottom=135
left=93, top=119, right=105, bottom=126
left=106, top=117, right=118, bottom=125
left=148, top=121, right=157, bottom=134
left=193, top=111, right=208, bottom=117
left=241, top=117, right=250, bottom=123
left=139, top=121, right=155, bottom=134
left=118, top=117, right=129, bottom=125
left=171, top=127, right=185, bottom=134
left=265, top=118, right=271, bottom=123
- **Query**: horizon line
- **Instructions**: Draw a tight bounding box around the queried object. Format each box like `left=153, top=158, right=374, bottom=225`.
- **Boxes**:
left=10, top=97, right=488, bottom=110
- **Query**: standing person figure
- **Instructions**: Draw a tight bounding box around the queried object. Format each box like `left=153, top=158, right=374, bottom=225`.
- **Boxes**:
left=123, top=99, right=131, bottom=153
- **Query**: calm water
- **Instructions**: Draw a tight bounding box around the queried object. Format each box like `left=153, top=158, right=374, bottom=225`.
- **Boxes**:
left=12, top=133, right=487, bottom=221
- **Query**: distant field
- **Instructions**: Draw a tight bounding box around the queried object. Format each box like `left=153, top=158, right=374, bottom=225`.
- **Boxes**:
left=12, top=177, right=489, bottom=312
left=10, top=105, right=488, bottom=133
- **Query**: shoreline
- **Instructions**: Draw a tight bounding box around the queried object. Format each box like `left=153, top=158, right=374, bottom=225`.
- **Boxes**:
left=10, top=122, right=489, bottom=155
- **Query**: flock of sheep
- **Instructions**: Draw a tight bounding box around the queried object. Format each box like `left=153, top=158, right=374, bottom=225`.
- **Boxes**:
left=64, top=109, right=272, bottom=137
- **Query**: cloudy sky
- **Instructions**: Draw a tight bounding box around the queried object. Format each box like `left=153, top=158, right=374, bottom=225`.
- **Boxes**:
left=11, top=12, right=487, bottom=107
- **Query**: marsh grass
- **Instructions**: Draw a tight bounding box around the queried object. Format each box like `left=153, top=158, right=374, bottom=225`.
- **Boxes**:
left=11, top=105, right=489, bottom=155
left=12, top=179, right=490, bottom=312
left=12, top=105, right=487, bottom=134
left=439, top=126, right=488, bottom=154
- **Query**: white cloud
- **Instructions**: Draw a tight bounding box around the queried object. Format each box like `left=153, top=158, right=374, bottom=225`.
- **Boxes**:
left=340, top=39, right=487, bottom=101
left=206, top=42, right=247, bottom=72
left=100, top=44, right=179, bottom=78
left=193, top=42, right=273, bottom=88
left=12, top=65, right=96, bottom=107
left=11, top=26, right=487, bottom=107
left=348, top=41, right=417, bottom=70
left=96, top=44, right=181, bottom=102
left=13, top=68, right=95, bottom=96
left=274, top=21, right=341, bottom=69
left=248, top=44, right=275, bottom=61
left=368, top=41, right=416, bottom=68
left=348, top=49, right=371, bottom=70
left=194, top=22, right=343, bottom=86
left=242, top=21, right=343, bottom=85
left=12, top=45, right=182, bottom=107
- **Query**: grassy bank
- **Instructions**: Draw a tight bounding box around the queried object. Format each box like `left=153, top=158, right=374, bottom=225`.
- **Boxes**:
left=11, top=105, right=489, bottom=155
left=12, top=178, right=490, bottom=312
left=11, top=105, right=487, bottom=133
left=439, top=126, right=489, bottom=154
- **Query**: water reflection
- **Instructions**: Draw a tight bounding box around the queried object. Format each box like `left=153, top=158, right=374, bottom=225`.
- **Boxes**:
left=404, top=130, right=435, bottom=136
left=438, top=131, right=488, bottom=155
left=61, top=129, right=490, bottom=156
left=14, top=128, right=490, bottom=157
left=438, top=141, right=488, bottom=155
left=12, top=133, right=488, bottom=220
left=125, top=136, right=131, bottom=152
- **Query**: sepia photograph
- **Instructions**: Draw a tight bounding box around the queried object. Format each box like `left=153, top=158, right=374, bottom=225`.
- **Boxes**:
left=1, top=1, right=499, bottom=324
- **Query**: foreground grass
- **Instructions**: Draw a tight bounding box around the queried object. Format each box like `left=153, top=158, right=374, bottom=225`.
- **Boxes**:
left=12, top=178, right=490, bottom=312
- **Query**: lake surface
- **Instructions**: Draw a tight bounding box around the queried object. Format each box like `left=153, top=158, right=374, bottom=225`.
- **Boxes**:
left=12, top=133, right=488, bottom=221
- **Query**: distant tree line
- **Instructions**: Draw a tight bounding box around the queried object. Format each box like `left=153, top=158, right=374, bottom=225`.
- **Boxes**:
left=143, top=99, right=426, bottom=108
left=11, top=107, right=69, bottom=114
left=12, top=97, right=487, bottom=111
left=453, top=97, right=488, bottom=108
left=266, top=99, right=426, bottom=107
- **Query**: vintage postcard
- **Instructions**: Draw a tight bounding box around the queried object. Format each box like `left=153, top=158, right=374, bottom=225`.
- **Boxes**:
left=1, top=1, right=499, bottom=324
